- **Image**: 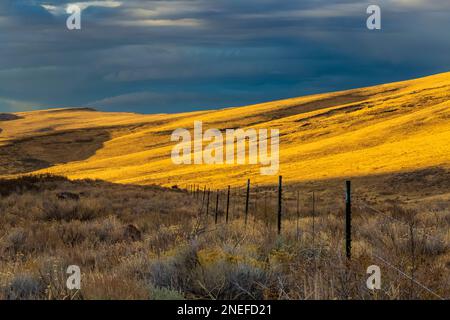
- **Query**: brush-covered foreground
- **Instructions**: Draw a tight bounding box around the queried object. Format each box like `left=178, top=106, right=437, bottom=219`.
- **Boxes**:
left=0, top=175, right=448, bottom=300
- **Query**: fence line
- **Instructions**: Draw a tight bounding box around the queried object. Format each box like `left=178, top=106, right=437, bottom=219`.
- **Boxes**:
left=184, top=178, right=447, bottom=300
left=196, top=213, right=445, bottom=299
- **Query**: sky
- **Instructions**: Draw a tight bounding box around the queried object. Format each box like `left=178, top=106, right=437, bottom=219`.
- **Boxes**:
left=0, top=0, right=449, bottom=114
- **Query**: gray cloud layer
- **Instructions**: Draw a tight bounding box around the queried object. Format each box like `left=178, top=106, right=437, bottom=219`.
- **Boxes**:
left=1, top=0, right=450, bottom=113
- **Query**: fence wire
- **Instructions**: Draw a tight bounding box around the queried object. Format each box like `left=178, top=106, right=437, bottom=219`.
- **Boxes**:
left=187, top=180, right=448, bottom=300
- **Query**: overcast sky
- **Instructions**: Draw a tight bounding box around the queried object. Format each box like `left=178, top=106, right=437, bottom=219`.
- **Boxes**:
left=0, top=0, right=449, bottom=113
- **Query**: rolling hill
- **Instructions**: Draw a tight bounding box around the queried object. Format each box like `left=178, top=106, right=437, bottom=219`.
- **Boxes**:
left=0, top=72, right=449, bottom=189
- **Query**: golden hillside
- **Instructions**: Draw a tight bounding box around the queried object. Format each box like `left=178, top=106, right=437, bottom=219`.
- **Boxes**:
left=1, top=72, right=449, bottom=188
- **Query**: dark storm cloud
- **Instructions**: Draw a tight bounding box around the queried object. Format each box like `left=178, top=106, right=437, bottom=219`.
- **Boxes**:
left=1, top=0, right=450, bottom=113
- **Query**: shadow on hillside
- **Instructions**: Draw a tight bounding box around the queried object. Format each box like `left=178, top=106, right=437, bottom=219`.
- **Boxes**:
left=274, top=166, right=450, bottom=209
left=0, top=174, right=176, bottom=197
left=0, top=113, right=23, bottom=121
left=0, top=128, right=112, bottom=175
left=1, top=166, right=448, bottom=203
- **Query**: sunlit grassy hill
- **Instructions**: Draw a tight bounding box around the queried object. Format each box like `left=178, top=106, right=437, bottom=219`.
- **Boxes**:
left=1, top=72, right=449, bottom=188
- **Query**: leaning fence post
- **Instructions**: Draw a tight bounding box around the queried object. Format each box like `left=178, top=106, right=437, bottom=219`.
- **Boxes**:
left=215, top=189, right=220, bottom=225
left=277, top=176, right=282, bottom=235
left=345, top=180, right=352, bottom=260
left=226, top=185, right=230, bottom=224
left=245, top=179, right=250, bottom=225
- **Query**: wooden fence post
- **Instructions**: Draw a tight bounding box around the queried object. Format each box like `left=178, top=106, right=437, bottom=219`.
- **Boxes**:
left=277, top=176, right=282, bottom=235
left=215, top=189, right=219, bottom=225
left=245, top=179, right=250, bottom=225
left=206, top=188, right=211, bottom=216
left=226, top=185, right=230, bottom=224
left=345, top=180, right=352, bottom=260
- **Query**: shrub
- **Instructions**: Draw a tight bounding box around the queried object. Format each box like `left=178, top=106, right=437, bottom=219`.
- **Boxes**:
left=198, top=260, right=271, bottom=299
left=148, top=243, right=200, bottom=293
left=147, top=243, right=272, bottom=299
left=42, top=198, right=104, bottom=221
left=4, top=227, right=28, bottom=254
left=418, top=235, right=448, bottom=256
left=1, top=273, right=45, bottom=300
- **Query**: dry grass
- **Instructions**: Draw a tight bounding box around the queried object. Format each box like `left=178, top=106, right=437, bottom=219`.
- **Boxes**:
left=0, top=174, right=448, bottom=300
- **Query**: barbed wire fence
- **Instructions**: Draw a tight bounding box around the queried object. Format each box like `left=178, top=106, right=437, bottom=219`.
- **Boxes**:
left=182, top=177, right=448, bottom=300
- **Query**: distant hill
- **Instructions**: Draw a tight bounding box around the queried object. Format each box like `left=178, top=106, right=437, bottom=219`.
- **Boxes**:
left=0, top=72, right=449, bottom=188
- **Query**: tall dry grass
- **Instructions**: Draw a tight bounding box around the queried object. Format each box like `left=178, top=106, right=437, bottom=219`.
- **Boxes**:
left=0, top=175, right=448, bottom=300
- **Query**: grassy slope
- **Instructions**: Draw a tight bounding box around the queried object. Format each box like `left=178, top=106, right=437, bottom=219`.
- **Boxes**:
left=0, top=72, right=449, bottom=188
